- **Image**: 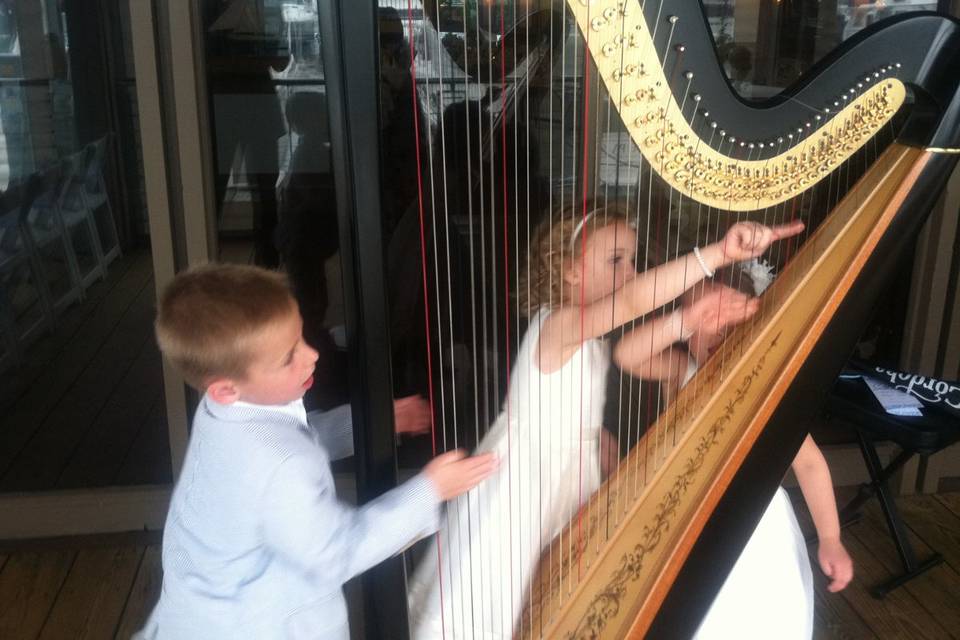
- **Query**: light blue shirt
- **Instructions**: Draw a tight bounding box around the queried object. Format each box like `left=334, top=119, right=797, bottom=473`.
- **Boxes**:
left=137, top=396, right=439, bottom=639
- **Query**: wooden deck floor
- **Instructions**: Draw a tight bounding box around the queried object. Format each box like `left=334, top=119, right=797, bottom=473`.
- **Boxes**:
left=0, top=491, right=958, bottom=639
left=0, top=249, right=171, bottom=492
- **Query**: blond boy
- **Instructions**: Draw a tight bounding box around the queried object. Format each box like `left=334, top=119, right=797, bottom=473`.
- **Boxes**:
left=137, top=264, right=495, bottom=639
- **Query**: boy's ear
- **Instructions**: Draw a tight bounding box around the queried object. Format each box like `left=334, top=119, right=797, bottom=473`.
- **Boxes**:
left=207, top=378, right=241, bottom=405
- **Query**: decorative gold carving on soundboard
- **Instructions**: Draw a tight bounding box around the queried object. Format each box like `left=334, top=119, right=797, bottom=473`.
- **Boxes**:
left=567, top=0, right=906, bottom=211
left=565, top=332, right=781, bottom=639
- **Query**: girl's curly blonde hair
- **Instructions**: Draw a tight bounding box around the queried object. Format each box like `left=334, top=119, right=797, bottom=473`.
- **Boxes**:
left=516, top=200, right=636, bottom=315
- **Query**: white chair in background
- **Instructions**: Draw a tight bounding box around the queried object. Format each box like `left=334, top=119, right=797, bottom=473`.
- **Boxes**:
left=53, top=150, right=107, bottom=288
left=0, top=180, right=57, bottom=371
left=20, top=165, right=85, bottom=311
left=77, top=136, right=122, bottom=269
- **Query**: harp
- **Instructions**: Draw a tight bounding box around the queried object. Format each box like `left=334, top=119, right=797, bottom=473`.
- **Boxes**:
left=385, top=2, right=960, bottom=638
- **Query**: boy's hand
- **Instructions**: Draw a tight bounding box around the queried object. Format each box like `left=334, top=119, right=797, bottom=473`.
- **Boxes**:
left=682, top=286, right=759, bottom=335
left=718, top=220, right=804, bottom=263
left=394, top=395, right=432, bottom=436
left=818, top=537, right=854, bottom=592
left=424, top=449, right=498, bottom=501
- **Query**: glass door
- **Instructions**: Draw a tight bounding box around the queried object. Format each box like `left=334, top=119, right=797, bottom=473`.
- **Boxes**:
left=0, top=0, right=175, bottom=515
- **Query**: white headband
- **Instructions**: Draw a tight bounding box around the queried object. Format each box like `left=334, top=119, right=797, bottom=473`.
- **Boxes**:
left=568, top=210, right=636, bottom=254
left=568, top=212, right=596, bottom=254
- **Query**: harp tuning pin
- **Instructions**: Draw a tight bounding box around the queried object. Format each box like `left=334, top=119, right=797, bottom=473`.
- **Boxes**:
left=729, top=136, right=737, bottom=142
left=693, top=93, right=702, bottom=101
left=824, top=107, right=831, bottom=113
left=676, top=44, right=687, bottom=53
left=788, top=133, right=794, bottom=139
left=815, top=114, right=822, bottom=121
left=710, top=121, right=717, bottom=129
left=684, top=71, right=694, bottom=80
left=778, top=137, right=785, bottom=143
left=740, top=141, right=746, bottom=147
left=796, top=127, right=803, bottom=134
left=895, top=62, right=902, bottom=68
left=668, top=15, right=679, bottom=24
left=703, top=111, right=710, bottom=117
left=750, top=143, right=756, bottom=149
left=834, top=101, right=840, bottom=107
left=758, top=143, right=765, bottom=149
left=720, top=130, right=726, bottom=137
left=873, top=72, right=881, bottom=78
left=857, top=83, right=864, bottom=89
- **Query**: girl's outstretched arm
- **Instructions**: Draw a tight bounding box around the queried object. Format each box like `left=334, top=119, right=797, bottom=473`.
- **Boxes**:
left=539, top=221, right=801, bottom=370
left=792, top=434, right=854, bottom=592
left=613, top=286, right=758, bottom=371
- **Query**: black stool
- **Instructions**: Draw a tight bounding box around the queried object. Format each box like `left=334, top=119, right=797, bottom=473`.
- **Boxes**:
left=825, top=376, right=960, bottom=598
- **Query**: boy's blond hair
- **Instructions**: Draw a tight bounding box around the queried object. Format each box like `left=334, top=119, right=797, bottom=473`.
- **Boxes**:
left=517, top=200, right=635, bottom=314
left=155, top=263, right=298, bottom=388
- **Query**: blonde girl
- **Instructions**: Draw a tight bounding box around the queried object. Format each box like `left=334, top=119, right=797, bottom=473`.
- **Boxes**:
left=407, top=202, right=803, bottom=639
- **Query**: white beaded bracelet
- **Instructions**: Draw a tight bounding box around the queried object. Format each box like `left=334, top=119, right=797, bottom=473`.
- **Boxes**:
left=693, top=246, right=714, bottom=278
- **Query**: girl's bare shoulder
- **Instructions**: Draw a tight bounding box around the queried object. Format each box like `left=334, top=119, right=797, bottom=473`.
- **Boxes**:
left=535, top=307, right=579, bottom=373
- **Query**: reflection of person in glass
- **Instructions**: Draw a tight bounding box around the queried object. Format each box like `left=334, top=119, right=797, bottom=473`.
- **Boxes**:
left=207, top=0, right=285, bottom=267
left=276, top=90, right=339, bottom=408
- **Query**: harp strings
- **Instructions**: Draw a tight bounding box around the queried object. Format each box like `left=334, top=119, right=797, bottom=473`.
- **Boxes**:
left=404, top=1, right=901, bottom=636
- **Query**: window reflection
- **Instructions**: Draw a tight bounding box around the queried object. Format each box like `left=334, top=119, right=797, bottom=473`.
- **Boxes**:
left=703, top=0, right=939, bottom=100
left=0, top=0, right=169, bottom=490
left=202, top=0, right=346, bottom=410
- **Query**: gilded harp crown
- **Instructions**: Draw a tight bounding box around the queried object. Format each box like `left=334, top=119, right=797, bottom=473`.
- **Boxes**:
left=569, top=0, right=906, bottom=211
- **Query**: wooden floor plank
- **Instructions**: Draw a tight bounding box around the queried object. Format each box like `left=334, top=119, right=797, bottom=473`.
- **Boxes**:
left=839, top=529, right=952, bottom=639
left=0, top=256, right=154, bottom=478
left=934, top=492, right=960, bottom=520
left=853, top=500, right=960, bottom=636
left=114, top=399, right=171, bottom=487
left=0, top=252, right=140, bottom=412
left=113, top=545, right=162, bottom=640
left=812, top=576, right=878, bottom=640
left=897, top=495, right=960, bottom=573
left=37, top=545, right=143, bottom=640
left=55, top=339, right=164, bottom=489
left=1, top=278, right=158, bottom=491
left=0, top=550, right=75, bottom=639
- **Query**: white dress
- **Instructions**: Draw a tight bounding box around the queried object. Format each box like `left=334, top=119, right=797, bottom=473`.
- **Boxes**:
left=408, top=308, right=609, bottom=639
left=685, top=354, right=815, bottom=639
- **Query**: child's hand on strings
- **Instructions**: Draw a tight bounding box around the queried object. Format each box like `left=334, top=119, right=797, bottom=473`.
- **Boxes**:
left=424, top=449, right=498, bottom=501
left=393, top=395, right=432, bottom=436
left=718, top=220, right=805, bottom=263
left=818, top=537, right=854, bottom=592
left=681, top=286, right=759, bottom=337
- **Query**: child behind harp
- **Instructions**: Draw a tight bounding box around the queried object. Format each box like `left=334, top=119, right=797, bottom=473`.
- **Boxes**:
left=407, top=202, right=804, bottom=638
